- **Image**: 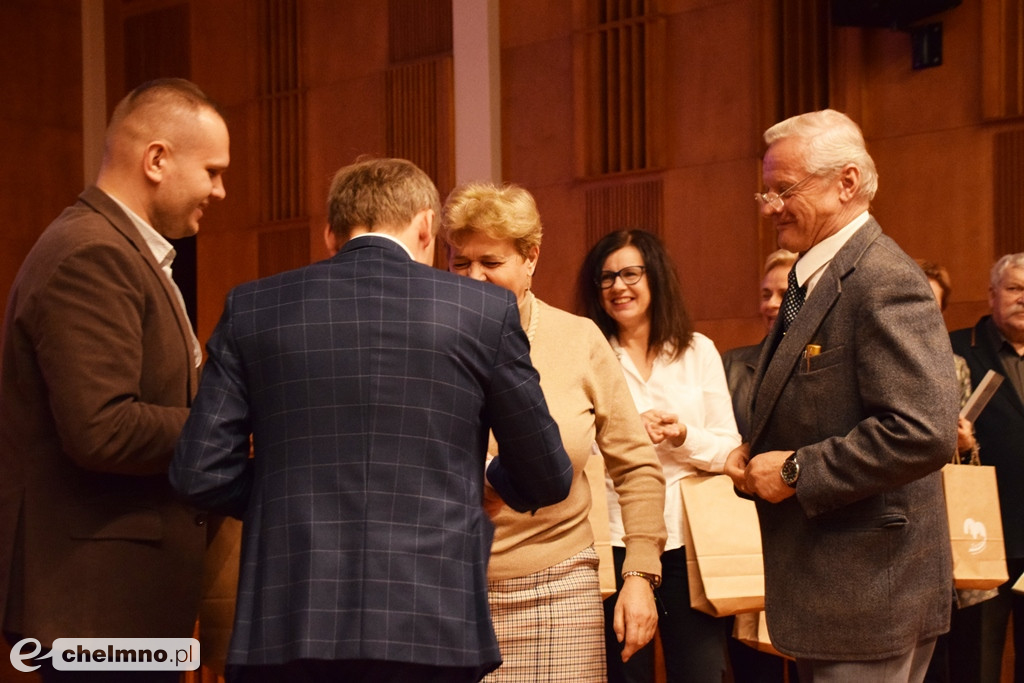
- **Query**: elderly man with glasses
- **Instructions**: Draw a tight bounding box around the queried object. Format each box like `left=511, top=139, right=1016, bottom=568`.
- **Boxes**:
left=724, top=109, right=959, bottom=683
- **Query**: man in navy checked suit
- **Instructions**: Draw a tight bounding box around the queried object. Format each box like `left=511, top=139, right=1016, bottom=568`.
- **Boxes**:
left=170, top=158, right=573, bottom=683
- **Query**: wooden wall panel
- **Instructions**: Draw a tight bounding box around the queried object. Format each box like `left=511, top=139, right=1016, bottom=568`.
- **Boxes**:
left=584, top=178, right=664, bottom=246
left=994, top=129, right=1024, bottom=258
left=253, top=0, right=309, bottom=282
left=386, top=0, right=454, bottom=201
left=504, top=36, right=576, bottom=187
left=123, top=4, right=189, bottom=87
left=2, top=0, right=1014, bottom=355
left=258, top=225, right=310, bottom=279
left=258, top=0, right=304, bottom=226
left=578, top=2, right=661, bottom=176
left=388, top=0, right=452, bottom=62
left=661, top=2, right=764, bottom=166
left=385, top=58, right=455, bottom=198
left=983, top=0, right=1024, bottom=120
left=0, top=0, right=83, bottom=320
left=777, top=0, right=829, bottom=120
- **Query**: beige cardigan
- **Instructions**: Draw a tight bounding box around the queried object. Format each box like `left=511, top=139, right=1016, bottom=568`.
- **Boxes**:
left=487, top=293, right=666, bottom=580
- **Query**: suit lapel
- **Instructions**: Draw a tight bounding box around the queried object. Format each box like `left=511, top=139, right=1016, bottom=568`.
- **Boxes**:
left=79, top=187, right=199, bottom=399
left=748, top=219, right=881, bottom=445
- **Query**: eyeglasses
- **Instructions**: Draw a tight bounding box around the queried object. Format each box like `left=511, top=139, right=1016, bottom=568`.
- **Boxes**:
left=754, top=173, right=817, bottom=212
left=597, top=265, right=646, bottom=289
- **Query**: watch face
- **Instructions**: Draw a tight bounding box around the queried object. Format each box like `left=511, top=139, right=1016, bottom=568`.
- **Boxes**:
left=781, top=458, right=799, bottom=486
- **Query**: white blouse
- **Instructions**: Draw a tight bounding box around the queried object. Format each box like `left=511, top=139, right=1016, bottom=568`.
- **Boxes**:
left=605, top=332, right=741, bottom=550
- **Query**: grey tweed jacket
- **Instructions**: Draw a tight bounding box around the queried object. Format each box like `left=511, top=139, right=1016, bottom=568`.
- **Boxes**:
left=748, top=218, right=958, bottom=661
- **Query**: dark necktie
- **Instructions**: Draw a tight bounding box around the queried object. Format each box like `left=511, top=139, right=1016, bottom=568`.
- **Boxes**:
left=781, top=266, right=806, bottom=332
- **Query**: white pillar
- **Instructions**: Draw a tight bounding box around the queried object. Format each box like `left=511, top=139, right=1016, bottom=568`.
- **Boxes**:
left=452, top=0, right=501, bottom=184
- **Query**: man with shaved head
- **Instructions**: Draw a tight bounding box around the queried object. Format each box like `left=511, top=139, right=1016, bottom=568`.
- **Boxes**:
left=0, top=78, right=229, bottom=681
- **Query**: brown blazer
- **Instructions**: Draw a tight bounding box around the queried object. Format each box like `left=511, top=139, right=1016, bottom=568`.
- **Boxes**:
left=0, top=186, right=206, bottom=645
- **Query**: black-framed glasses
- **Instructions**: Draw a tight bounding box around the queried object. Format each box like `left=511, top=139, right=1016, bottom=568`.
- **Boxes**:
left=597, top=265, right=646, bottom=289
left=754, top=172, right=817, bottom=212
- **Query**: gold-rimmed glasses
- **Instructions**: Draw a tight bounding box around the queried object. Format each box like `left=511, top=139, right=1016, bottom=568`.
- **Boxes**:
left=754, top=173, right=817, bottom=212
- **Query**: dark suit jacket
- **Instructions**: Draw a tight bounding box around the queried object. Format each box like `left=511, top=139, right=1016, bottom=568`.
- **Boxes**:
left=748, top=218, right=958, bottom=660
left=950, top=316, right=1024, bottom=559
left=0, top=186, right=205, bottom=644
left=170, top=235, right=573, bottom=675
left=722, top=341, right=763, bottom=442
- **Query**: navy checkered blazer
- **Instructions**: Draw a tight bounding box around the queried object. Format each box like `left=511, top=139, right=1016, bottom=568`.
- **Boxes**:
left=170, top=235, right=572, bottom=674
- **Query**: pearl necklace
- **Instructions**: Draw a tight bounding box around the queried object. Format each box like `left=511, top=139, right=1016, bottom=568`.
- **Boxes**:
left=523, top=294, right=540, bottom=345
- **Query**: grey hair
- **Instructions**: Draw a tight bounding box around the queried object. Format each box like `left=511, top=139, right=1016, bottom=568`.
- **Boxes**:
left=990, top=252, right=1024, bottom=289
left=764, top=109, right=879, bottom=201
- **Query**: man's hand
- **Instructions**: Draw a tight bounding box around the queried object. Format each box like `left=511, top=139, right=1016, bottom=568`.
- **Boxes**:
left=956, top=417, right=976, bottom=456
left=640, top=409, right=687, bottom=448
left=743, top=450, right=797, bottom=503
left=613, top=575, right=659, bottom=662
left=482, top=456, right=504, bottom=518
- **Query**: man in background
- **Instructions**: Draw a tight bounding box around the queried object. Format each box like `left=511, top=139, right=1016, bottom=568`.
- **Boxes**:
left=949, top=252, right=1024, bottom=683
left=0, top=78, right=230, bottom=681
left=725, top=109, right=958, bottom=681
left=171, top=157, right=573, bottom=683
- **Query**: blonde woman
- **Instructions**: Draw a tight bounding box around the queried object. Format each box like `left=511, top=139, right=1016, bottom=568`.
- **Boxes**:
left=441, top=182, right=667, bottom=682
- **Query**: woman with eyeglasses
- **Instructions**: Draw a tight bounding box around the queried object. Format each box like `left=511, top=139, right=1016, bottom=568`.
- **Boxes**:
left=578, top=229, right=741, bottom=683
left=441, top=183, right=667, bottom=683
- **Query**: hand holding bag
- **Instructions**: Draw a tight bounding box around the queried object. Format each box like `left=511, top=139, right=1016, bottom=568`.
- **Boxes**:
left=679, top=474, right=764, bottom=616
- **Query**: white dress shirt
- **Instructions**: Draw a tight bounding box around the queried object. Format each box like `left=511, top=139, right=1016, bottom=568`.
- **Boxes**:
left=108, top=195, right=201, bottom=368
left=605, top=332, right=742, bottom=550
left=792, top=210, right=870, bottom=295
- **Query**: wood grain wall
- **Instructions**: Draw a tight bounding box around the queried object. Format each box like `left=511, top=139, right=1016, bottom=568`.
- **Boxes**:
left=0, top=0, right=1017, bottom=355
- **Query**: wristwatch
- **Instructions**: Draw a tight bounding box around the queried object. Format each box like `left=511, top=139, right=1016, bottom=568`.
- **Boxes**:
left=780, top=452, right=800, bottom=488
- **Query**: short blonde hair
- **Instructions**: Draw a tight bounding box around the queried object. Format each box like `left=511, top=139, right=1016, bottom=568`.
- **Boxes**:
left=763, top=249, right=797, bottom=276
left=441, top=182, right=542, bottom=259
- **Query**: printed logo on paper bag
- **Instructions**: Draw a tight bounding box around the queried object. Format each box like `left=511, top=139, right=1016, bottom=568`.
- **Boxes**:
left=963, top=518, right=987, bottom=554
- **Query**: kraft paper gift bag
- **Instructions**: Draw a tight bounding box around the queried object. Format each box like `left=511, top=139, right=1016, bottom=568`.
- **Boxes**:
left=585, top=447, right=617, bottom=599
left=679, top=474, right=764, bottom=616
left=198, top=515, right=242, bottom=676
left=733, top=610, right=787, bottom=658
left=942, top=463, right=1009, bottom=590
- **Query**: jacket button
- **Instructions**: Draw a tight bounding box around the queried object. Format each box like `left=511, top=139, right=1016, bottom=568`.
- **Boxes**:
left=194, top=513, right=207, bottom=527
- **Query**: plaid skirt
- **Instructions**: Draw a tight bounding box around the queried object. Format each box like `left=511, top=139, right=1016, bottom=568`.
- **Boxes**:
left=484, top=545, right=605, bottom=682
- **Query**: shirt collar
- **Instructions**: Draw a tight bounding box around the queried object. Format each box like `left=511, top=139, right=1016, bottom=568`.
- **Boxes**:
left=987, top=316, right=1024, bottom=359
left=794, top=211, right=870, bottom=291
left=107, top=194, right=176, bottom=269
